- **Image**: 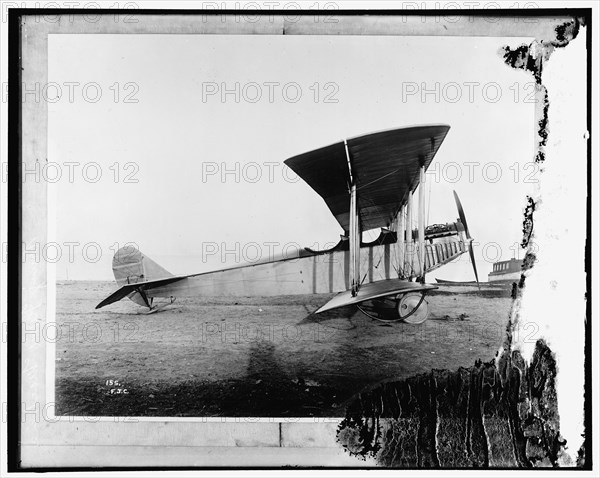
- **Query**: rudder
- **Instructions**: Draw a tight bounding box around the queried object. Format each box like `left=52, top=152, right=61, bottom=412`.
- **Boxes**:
left=112, top=245, right=173, bottom=307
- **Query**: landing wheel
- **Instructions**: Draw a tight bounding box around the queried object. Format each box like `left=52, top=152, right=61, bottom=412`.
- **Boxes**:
left=397, top=292, right=430, bottom=324
left=357, top=291, right=430, bottom=324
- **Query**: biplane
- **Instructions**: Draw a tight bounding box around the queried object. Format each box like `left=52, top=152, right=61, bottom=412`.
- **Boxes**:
left=96, top=124, right=479, bottom=324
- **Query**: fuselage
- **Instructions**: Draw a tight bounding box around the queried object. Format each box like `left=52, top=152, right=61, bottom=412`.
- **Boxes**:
left=146, top=226, right=468, bottom=299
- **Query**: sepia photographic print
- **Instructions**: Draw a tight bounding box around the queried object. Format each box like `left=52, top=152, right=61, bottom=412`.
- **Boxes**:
left=3, top=2, right=596, bottom=473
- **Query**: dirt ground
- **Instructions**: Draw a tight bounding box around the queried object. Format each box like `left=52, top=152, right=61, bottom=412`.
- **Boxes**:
left=54, top=281, right=513, bottom=417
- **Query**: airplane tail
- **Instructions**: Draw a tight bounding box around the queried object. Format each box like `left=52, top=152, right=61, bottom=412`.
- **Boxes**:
left=110, top=245, right=174, bottom=307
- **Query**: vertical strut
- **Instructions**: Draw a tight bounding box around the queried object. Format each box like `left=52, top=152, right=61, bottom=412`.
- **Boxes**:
left=406, top=191, right=413, bottom=278
left=395, top=204, right=406, bottom=279
left=345, top=139, right=360, bottom=296
left=400, top=204, right=406, bottom=279
left=349, top=182, right=359, bottom=295
left=418, top=166, right=426, bottom=282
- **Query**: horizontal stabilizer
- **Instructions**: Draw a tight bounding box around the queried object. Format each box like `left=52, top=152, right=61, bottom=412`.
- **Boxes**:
left=96, top=276, right=188, bottom=309
left=315, top=279, right=437, bottom=314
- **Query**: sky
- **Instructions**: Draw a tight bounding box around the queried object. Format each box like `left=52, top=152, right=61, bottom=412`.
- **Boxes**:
left=48, top=33, right=536, bottom=281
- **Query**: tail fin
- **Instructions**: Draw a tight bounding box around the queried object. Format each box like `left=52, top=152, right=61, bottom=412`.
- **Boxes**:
left=113, top=246, right=173, bottom=284
left=111, top=246, right=173, bottom=307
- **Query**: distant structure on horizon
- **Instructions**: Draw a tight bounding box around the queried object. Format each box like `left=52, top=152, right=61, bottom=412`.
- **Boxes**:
left=435, top=257, right=523, bottom=286
left=487, top=258, right=522, bottom=284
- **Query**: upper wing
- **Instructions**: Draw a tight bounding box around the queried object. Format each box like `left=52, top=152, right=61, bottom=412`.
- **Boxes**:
left=284, top=124, right=451, bottom=232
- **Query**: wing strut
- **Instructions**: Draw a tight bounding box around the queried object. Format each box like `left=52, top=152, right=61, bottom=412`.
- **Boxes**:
left=418, top=165, right=426, bottom=282
left=345, top=139, right=360, bottom=297
left=392, top=203, right=406, bottom=279
left=406, top=191, right=414, bottom=277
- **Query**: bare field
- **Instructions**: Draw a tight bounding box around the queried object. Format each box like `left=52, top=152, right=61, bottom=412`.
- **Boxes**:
left=54, top=281, right=514, bottom=417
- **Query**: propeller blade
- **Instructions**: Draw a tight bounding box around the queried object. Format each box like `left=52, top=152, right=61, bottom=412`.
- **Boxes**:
left=454, top=190, right=479, bottom=288
left=468, top=241, right=480, bottom=290
left=453, top=190, right=471, bottom=240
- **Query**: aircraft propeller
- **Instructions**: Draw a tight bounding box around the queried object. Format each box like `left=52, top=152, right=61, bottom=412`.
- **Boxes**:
left=453, top=190, right=480, bottom=290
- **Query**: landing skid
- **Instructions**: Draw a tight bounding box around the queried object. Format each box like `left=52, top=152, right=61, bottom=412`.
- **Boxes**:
left=357, top=291, right=430, bottom=324
left=145, top=296, right=177, bottom=314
